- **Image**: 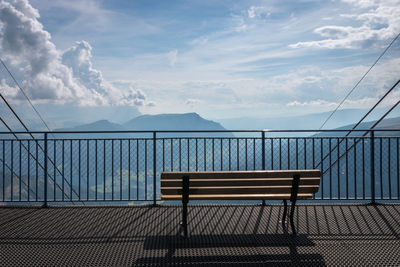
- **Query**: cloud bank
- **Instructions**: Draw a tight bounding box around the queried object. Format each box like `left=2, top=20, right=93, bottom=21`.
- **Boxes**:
left=290, top=0, right=400, bottom=49
left=0, top=0, right=150, bottom=106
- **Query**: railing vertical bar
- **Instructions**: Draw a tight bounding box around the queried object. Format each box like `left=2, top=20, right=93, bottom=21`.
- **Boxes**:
left=179, top=138, right=182, bottom=171
left=128, top=139, right=131, bottom=200
left=36, top=141, right=38, bottom=201
left=362, top=137, right=365, bottom=200
left=280, top=138, right=282, bottom=170
left=261, top=132, right=265, bottom=171
left=153, top=132, right=157, bottom=205
left=136, top=139, right=139, bottom=199
left=103, top=140, right=106, bottom=201
left=312, top=138, right=314, bottom=199
left=329, top=138, right=332, bottom=199
left=171, top=139, right=173, bottom=171
left=70, top=140, right=73, bottom=201
left=337, top=138, right=340, bottom=199
left=271, top=138, right=274, bottom=170
left=388, top=138, right=391, bottom=199
left=380, top=138, right=383, bottom=199
left=11, top=140, right=13, bottom=201
left=53, top=140, right=56, bottom=201
left=354, top=139, right=357, bottom=199
left=245, top=138, right=248, bottom=170
left=237, top=138, right=239, bottom=171
left=304, top=138, right=307, bottom=169
left=120, top=139, right=122, bottom=201
left=189, top=138, right=191, bottom=171
left=2, top=141, right=4, bottom=201
left=220, top=139, right=223, bottom=171
left=78, top=140, right=81, bottom=201
left=312, top=138, right=314, bottom=170
left=296, top=138, right=299, bottom=170
left=95, top=140, right=97, bottom=201
left=196, top=139, right=198, bottom=171
left=62, top=140, right=64, bottom=201
left=261, top=132, right=265, bottom=205
left=204, top=139, right=206, bottom=171
left=145, top=139, right=148, bottom=200
left=43, top=133, right=47, bottom=207
left=320, top=138, right=323, bottom=200
left=162, top=139, right=165, bottom=172
left=253, top=138, right=256, bottom=170
left=112, top=139, right=114, bottom=201
left=212, top=139, right=215, bottom=171
left=229, top=139, right=231, bottom=171
left=19, top=140, right=21, bottom=201
left=28, top=140, right=30, bottom=201
left=346, top=138, right=348, bottom=199
left=87, top=140, right=89, bottom=201
left=288, top=138, right=290, bottom=170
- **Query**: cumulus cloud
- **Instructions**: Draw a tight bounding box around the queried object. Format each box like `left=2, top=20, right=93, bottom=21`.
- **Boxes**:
left=0, top=0, right=151, bottom=107
left=290, top=0, right=400, bottom=49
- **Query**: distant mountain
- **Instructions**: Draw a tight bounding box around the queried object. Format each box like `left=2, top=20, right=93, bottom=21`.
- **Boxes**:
left=124, top=113, right=225, bottom=131
left=314, top=117, right=400, bottom=137
left=218, top=109, right=400, bottom=130
left=55, top=113, right=231, bottom=137
left=57, top=119, right=126, bottom=132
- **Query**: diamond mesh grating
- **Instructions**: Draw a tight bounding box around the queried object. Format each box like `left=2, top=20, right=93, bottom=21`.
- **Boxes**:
left=1, top=204, right=399, bottom=266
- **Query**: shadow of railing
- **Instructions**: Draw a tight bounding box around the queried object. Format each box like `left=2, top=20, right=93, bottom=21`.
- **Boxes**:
left=0, top=204, right=399, bottom=265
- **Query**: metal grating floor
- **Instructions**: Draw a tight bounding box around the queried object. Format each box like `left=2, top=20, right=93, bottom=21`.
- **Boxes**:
left=0, top=204, right=399, bottom=266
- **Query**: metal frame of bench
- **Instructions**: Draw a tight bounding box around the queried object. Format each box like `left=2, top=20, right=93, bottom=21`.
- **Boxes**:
left=161, top=170, right=320, bottom=237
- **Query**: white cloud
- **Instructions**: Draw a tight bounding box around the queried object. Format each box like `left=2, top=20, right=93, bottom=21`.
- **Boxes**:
left=290, top=0, right=400, bottom=49
left=248, top=6, right=271, bottom=19
left=0, top=0, right=151, bottom=107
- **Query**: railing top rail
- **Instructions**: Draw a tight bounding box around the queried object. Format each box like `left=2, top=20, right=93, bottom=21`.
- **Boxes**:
left=0, top=129, right=399, bottom=135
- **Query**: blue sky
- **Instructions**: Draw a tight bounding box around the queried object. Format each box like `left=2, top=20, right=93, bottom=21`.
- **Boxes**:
left=0, top=0, right=400, bottom=129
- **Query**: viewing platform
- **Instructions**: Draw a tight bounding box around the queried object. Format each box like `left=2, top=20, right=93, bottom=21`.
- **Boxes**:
left=1, top=129, right=400, bottom=266
left=1, top=204, right=399, bottom=266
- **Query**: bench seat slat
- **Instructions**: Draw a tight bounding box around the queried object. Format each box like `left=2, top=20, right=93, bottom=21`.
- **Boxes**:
left=161, top=177, right=320, bottom=187
left=161, top=193, right=313, bottom=200
left=161, top=185, right=319, bottom=195
left=161, top=170, right=321, bottom=180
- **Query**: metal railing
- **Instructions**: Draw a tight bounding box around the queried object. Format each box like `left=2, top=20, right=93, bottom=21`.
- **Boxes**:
left=0, top=129, right=399, bottom=205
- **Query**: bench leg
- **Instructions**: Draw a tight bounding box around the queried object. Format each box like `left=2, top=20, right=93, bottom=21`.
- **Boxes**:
left=181, top=175, right=189, bottom=238
left=282, top=200, right=287, bottom=225
left=182, top=202, right=188, bottom=238
left=290, top=199, right=297, bottom=236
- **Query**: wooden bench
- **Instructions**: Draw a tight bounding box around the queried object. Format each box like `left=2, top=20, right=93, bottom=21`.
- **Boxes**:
left=161, top=170, right=321, bottom=237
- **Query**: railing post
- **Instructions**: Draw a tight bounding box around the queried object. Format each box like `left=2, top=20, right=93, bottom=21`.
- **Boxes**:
left=262, top=131, right=266, bottom=206
left=153, top=131, right=157, bottom=206
left=370, top=130, right=375, bottom=204
left=43, top=132, right=48, bottom=208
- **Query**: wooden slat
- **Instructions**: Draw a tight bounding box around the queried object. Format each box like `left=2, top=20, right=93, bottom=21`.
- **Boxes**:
left=161, top=185, right=319, bottom=195
left=161, top=170, right=321, bottom=180
left=161, top=177, right=320, bottom=187
left=161, top=193, right=313, bottom=200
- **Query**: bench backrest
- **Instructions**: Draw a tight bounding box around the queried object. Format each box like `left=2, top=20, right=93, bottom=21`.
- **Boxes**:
left=161, top=170, right=321, bottom=200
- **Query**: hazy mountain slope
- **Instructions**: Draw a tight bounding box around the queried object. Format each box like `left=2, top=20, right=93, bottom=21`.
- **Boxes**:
left=123, top=113, right=226, bottom=131
left=315, top=117, right=400, bottom=136
left=218, top=109, right=394, bottom=130
left=56, top=119, right=126, bottom=131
